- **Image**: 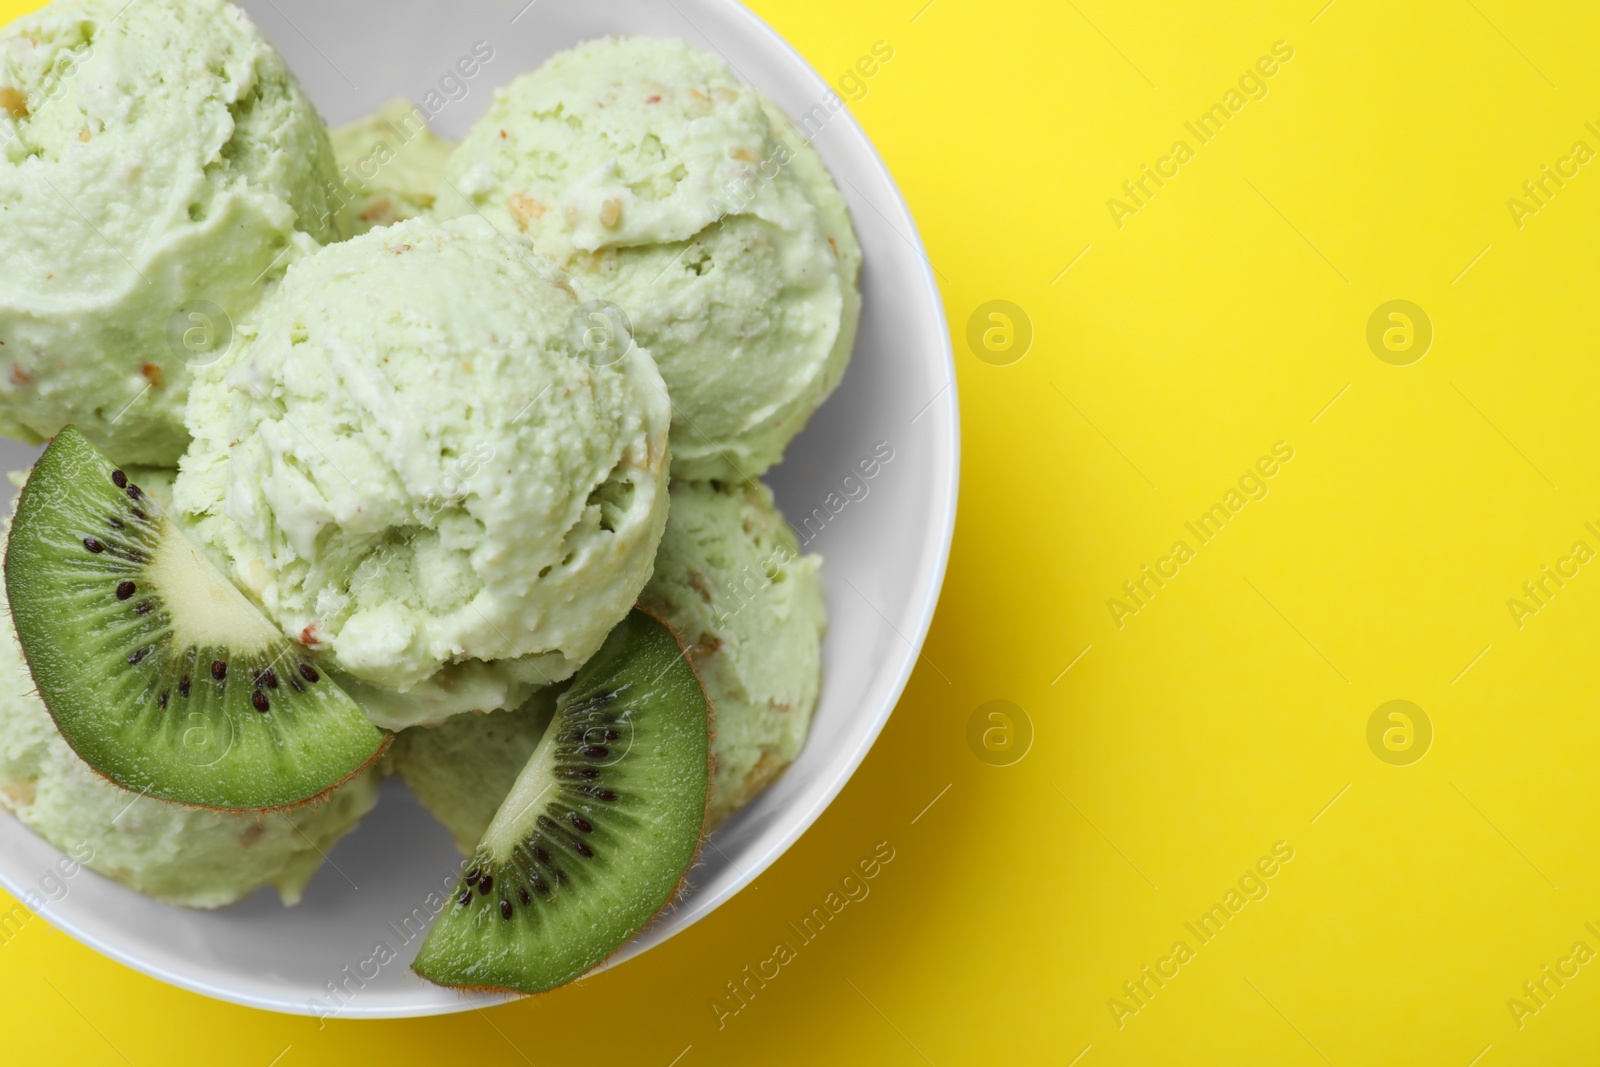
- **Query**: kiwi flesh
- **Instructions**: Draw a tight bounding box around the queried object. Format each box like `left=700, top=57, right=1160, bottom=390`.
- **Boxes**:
left=4, top=427, right=387, bottom=810
left=390, top=684, right=564, bottom=856
left=412, top=609, right=711, bottom=994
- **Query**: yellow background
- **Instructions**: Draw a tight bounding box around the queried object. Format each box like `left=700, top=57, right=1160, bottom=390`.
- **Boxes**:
left=4, top=0, right=1600, bottom=1063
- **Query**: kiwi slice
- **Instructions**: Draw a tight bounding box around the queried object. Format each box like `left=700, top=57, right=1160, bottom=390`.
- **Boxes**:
left=4, top=427, right=387, bottom=810
left=412, top=609, right=711, bottom=994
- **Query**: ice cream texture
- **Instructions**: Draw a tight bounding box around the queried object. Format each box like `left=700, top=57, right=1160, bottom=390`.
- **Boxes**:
left=642, top=478, right=825, bottom=826
left=0, top=601, right=380, bottom=909
left=397, top=477, right=825, bottom=847
left=174, top=215, right=672, bottom=729
left=440, top=36, right=861, bottom=480
left=329, top=100, right=453, bottom=236
left=0, top=0, right=342, bottom=465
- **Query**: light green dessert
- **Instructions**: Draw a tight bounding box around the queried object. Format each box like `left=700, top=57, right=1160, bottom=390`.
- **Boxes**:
left=764, top=100, right=863, bottom=381
left=439, top=36, right=860, bottom=480
left=329, top=100, right=453, bottom=236
left=0, top=0, right=342, bottom=465
left=642, top=479, right=825, bottom=825
left=388, top=688, right=559, bottom=855
left=0, top=602, right=380, bottom=909
left=174, top=216, right=672, bottom=729
left=396, top=477, right=824, bottom=846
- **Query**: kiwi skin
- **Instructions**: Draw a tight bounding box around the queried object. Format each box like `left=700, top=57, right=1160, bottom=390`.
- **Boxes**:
left=411, top=608, right=713, bottom=996
left=5, top=427, right=389, bottom=811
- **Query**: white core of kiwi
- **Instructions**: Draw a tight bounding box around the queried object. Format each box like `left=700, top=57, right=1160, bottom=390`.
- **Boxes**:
left=146, top=529, right=282, bottom=653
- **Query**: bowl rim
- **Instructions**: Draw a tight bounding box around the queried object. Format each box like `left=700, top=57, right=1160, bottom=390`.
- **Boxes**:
left=0, top=0, right=959, bottom=1018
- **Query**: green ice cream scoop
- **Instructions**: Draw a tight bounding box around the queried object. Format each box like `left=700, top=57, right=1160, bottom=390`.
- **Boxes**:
left=0, top=603, right=380, bottom=910
left=0, top=0, right=342, bottom=466
left=329, top=99, right=454, bottom=237
left=641, top=478, right=826, bottom=826
left=174, top=216, right=672, bottom=729
left=439, top=36, right=861, bottom=480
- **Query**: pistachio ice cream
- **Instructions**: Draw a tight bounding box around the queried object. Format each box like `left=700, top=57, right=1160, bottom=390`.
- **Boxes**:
left=174, top=216, right=672, bottom=729
left=642, top=478, right=826, bottom=825
left=329, top=100, right=453, bottom=236
left=440, top=36, right=860, bottom=480
left=0, top=0, right=342, bottom=465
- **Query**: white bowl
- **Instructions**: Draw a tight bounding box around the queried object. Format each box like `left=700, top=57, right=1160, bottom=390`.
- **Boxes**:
left=0, top=0, right=957, bottom=1017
